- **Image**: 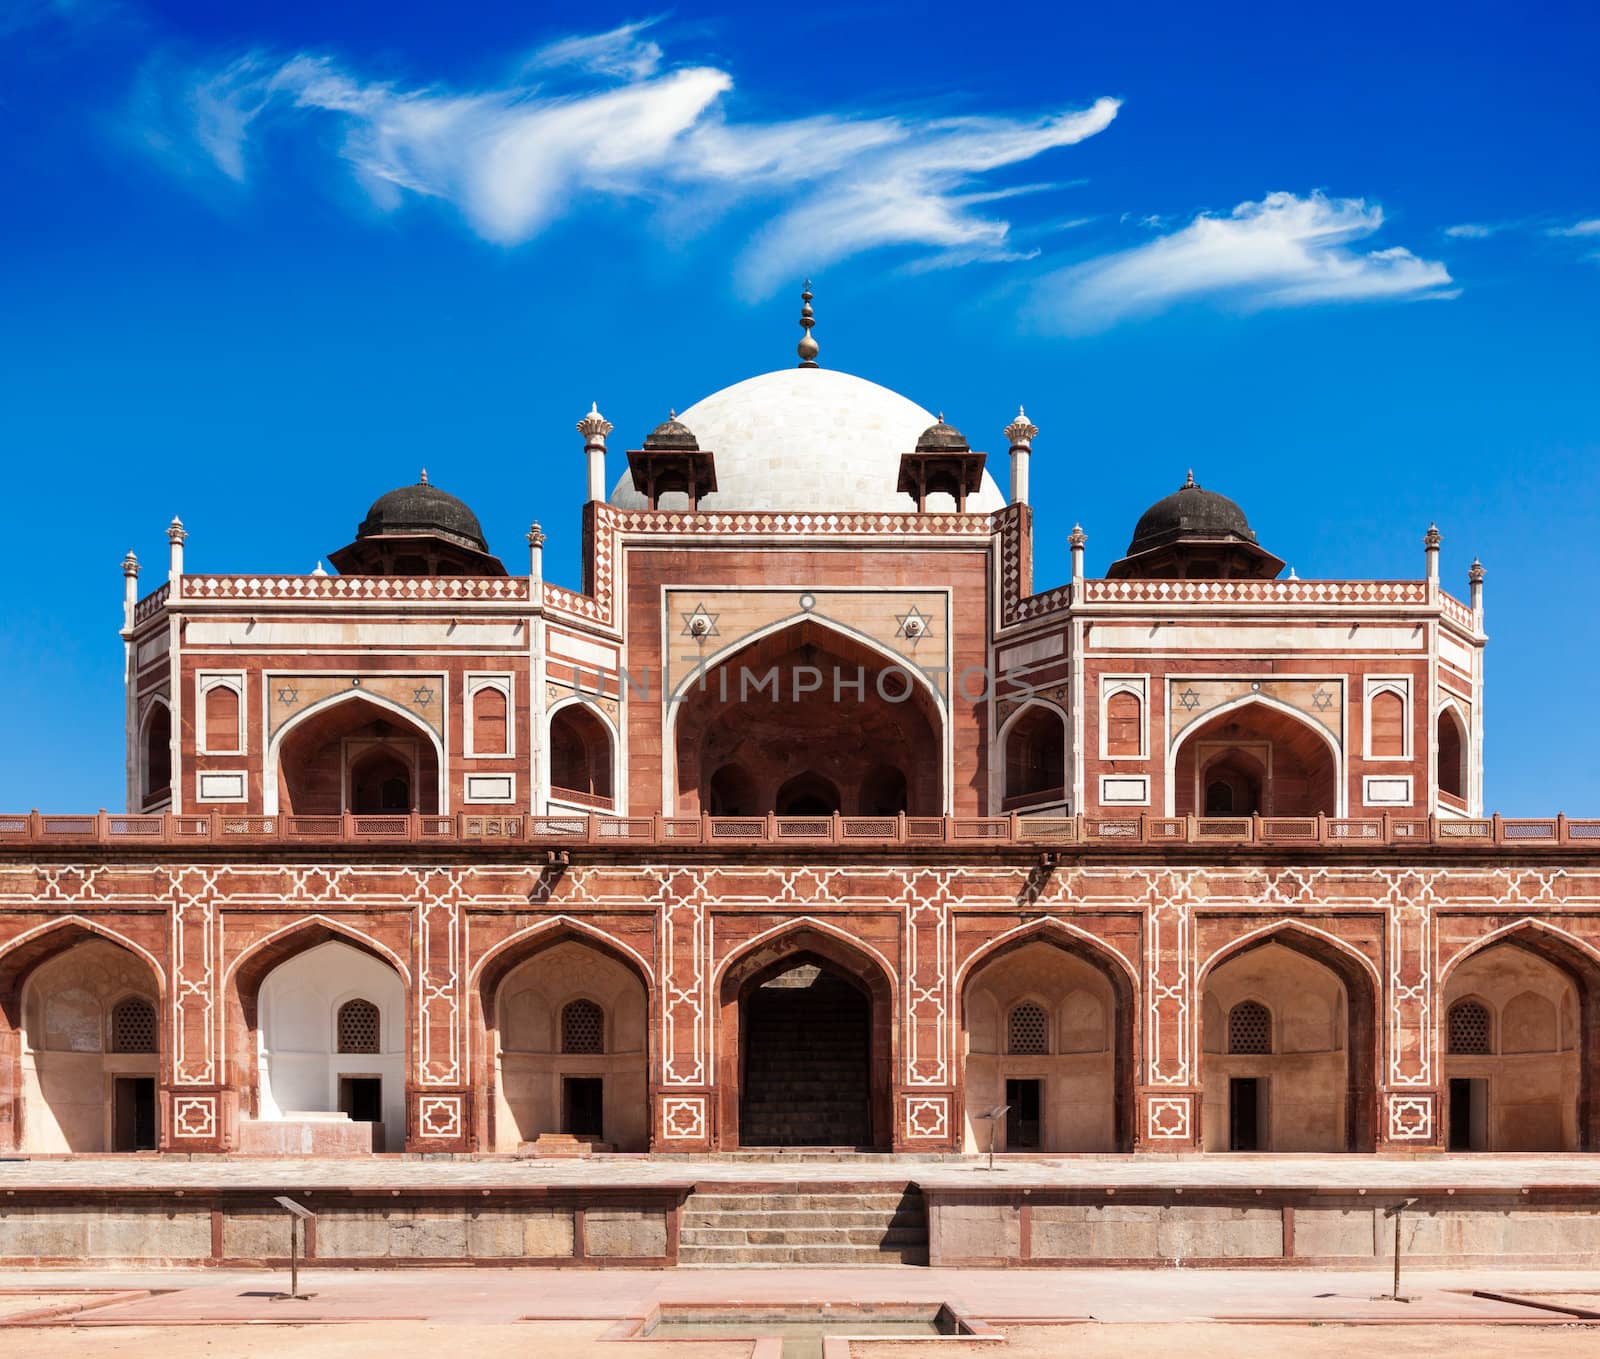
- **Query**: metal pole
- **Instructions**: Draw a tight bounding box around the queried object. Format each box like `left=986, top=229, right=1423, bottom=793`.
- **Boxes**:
left=290, top=1217, right=300, bottom=1301
left=1392, top=1209, right=1400, bottom=1300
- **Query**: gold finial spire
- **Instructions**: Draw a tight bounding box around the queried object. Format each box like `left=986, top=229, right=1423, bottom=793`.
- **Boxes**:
left=797, top=280, right=820, bottom=368
left=420, top=468, right=429, bottom=485
left=1183, top=468, right=1195, bottom=488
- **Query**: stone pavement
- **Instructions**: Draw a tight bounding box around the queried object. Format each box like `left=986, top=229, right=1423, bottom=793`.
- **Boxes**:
left=1, top=1265, right=1597, bottom=1326
left=3, top=1152, right=1598, bottom=1191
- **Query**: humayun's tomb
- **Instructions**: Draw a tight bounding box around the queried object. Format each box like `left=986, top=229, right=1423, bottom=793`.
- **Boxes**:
left=3, top=292, right=1598, bottom=1270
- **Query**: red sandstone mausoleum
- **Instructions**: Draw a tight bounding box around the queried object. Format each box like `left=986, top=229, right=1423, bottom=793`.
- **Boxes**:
left=4, top=292, right=1594, bottom=1169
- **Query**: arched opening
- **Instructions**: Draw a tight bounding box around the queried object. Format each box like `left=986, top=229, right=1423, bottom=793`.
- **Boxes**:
left=676, top=619, right=943, bottom=817
left=204, top=683, right=241, bottom=752
left=1105, top=690, right=1142, bottom=758
left=1004, top=705, right=1066, bottom=809
left=1173, top=701, right=1338, bottom=817
left=274, top=696, right=439, bottom=817
left=1438, top=707, right=1468, bottom=803
left=549, top=704, right=614, bottom=806
left=860, top=764, right=909, bottom=816
left=717, top=927, right=894, bottom=1150
left=231, top=935, right=406, bottom=1153
left=0, top=931, right=163, bottom=1152
left=708, top=764, right=757, bottom=816
left=775, top=771, right=841, bottom=816
left=472, top=685, right=509, bottom=756
left=1201, top=931, right=1376, bottom=1151
left=142, top=701, right=171, bottom=807
left=1369, top=689, right=1406, bottom=758
left=1442, top=940, right=1582, bottom=1151
left=478, top=934, right=649, bottom=1152
left=961, top=932, right=1134, bottom=1152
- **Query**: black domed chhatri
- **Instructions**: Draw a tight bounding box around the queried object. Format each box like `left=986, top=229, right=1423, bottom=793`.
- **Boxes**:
left=914, top=415, right=970, bottom=454
left=643, top=411, right=701, bottom=451
left=1108, top=472, right=1284, bottom=581
left=328, top=472, right=507, bottom=577
left=356, top=478, right=490, bottom=554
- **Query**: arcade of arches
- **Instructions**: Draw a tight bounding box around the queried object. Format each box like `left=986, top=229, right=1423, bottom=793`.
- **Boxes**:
left=1174, top=702, right=1338, bottom=817
left=675, top=621, right=943, bottom=817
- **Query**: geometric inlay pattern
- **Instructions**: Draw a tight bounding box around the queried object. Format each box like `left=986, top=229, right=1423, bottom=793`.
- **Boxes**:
left=110, top=996, right=157, bottom=1053
left=1228, top=1000, right=1272, bottom=1055
left=561, top=998, right=604, bottom=1054
left=1447, top=999, right=1491, bottom=1055
left=337, top=998, right=381, bottom=1054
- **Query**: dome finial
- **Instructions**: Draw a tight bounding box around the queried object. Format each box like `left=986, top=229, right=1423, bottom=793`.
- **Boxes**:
left=1184, top=468, right=1195, bottom=488
left=419, top=467, right=429, bottom=485
left=796, top=279, right=820, bottom=368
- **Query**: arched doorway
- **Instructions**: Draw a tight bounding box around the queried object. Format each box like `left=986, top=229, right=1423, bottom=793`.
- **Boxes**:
left=478, top=935, right=649, bottom=1152
left=1173, top=700, right=1338, bottom=817
left=140, top=700, right=172, bottom=809
left=1002, top=705, right=1067, bottom=810
left=549, top=703, right=614, bottom=806
left=717, top=928, right=894, bottom=1150
left=960, top=932, right=1135, bottom=1152
left=0, top=931, right=162, bottom=1152
left=272, top=696, right=440, bottom=816
left=1200, top=931, right=1376, bottom=1151
left=1442, top=933, right=1591, bottom=1150
left=1438, top=707, right=1469, bottom=804
left=228, top=930, right=407, bottom=1153
left=675, top=619, right=943, bottom=817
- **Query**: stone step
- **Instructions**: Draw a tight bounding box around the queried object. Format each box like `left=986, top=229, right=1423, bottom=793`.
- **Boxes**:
left=685, top=1194, right=922, bottom=1213
left=678, top=1216, right=928, bottom=1235
left=678, top=1243, right=929, bottom=1266
left=679, top=1226, right=926, bottom=1248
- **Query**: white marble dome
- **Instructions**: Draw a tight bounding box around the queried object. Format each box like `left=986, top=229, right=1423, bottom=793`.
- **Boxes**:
left=609, top=367, right=1005, bottom=514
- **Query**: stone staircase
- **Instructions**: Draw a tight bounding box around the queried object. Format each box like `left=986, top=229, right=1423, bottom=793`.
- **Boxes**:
left=678, top=1184, right=928, bottom=1265
left=741, top=971, right=870, bottom=1147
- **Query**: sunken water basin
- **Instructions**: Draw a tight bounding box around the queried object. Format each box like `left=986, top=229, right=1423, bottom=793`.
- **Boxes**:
left=630, top=1301, right=996, bottom=1356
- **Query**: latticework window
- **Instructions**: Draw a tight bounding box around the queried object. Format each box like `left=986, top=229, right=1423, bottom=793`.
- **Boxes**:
left=110, top=997, right=157, bottom=1053
left=1448, top=1000, right=1491, bottom=1055
left=1007, top=1002, right=1049, bottom=1055
left=337, top=998, right=381, bottom=1054
left=1228, top=1000, right=1272, bottom=1055
left=562, top=999, right=604, bottom=1054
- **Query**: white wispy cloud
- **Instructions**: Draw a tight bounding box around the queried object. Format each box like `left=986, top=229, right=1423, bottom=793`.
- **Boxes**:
left=1546, top=218, right=1600, bottom=238
left=146, top=27, right=1119, bottom=296
left=1444, top=222, right=1499, bottom=239
left=1031, top=191, right=1455, bottom=334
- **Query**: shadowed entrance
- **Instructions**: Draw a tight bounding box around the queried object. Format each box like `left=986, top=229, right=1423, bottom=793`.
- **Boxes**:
left=740, top=963, right=871, bottom=1147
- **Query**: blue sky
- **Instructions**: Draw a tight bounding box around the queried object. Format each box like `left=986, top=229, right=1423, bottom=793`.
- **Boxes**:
left=1, top=0, right=1597, bottom=812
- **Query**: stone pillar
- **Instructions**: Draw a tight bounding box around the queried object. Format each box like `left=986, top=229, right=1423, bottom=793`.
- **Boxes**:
left=527, top=521, right=545, bottom=585
left=1138, top=892, right=1202, bottom=1150
left=1070, top=524, right=1086, bottom=588
left=409, top=873, right=473, bottom=1150
left=163, top=882, right=232, bottom=1151
left=577, top=404, right=613, bottom=505
left=899, top=886, right=958, bottom=1151
left=1377, top=892, right=1441, bottom=1150
left=121, top=552, right=140, bottom=632
left=655, top=883, right=713, bottom=1151
left=1468, top=556, right=1485, bottom=627
left=1005, top=407, right=1037, bottom=508
left=1423, top=522, right=1440, bottom=598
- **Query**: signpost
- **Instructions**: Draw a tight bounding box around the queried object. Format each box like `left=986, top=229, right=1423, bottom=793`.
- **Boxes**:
left=1376, top=1197, right=1420, bottom=1302
left=271, top=1195, right=316, bottom=1301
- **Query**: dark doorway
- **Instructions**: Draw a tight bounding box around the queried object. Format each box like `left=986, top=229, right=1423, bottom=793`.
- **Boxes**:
left=562, top=1077, right=604, bottom=1139
left=339, top=1076, right=384, bottom=1151
left=112, top=1076, right=157, bottom=1151
left=740, top=966, right=870, bottom=1146
left=1228, top=1077, right=1262, bottom=1150
left=350, top=750, right=412, bottom=814
left=1449, top=1077, right=1488, bottom=1151
left=1005, top=1078, right=1042, bottom=1149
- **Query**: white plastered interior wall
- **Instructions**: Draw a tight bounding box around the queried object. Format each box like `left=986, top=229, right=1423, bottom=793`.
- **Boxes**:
left=255, top=940, right=406, bottom=1152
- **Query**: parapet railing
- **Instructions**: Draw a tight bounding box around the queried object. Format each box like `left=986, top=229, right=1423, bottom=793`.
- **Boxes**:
left=0, top=810, right=1594, bottom=851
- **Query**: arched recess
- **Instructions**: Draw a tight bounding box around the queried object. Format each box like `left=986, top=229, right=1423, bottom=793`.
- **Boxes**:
left=1170, top=696, right=1341, bottom=817
left=958, top=922, right=1137, bottom=1152
left=1198, top=923, right=1377, bottom=1151
left=225, top=920, right=410, bottom=1153
left=0, top=921, right=165, bottom=1153
left=548, top=699, right=617, bottom=807
left=999, top=700, right=1068, bottom=811
left=1437, top=703, right=1469, bottom=804
left=715, top=923, right=896, bottom=1150
left=671, top=616, right=946, bottom=818
left=140, top=698, right=172, bottom=808
left=1439, top=922, right=1599, bottom=1150
left=267, top=691, right=443, bottom=816
left=472, top=921, right=652, bottom=1153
